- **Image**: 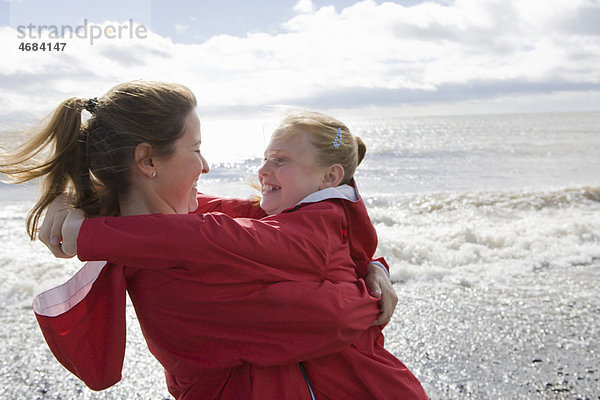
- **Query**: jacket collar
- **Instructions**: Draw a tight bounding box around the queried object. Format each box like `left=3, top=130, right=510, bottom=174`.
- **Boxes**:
left=295, top=182, right=360, bottom=207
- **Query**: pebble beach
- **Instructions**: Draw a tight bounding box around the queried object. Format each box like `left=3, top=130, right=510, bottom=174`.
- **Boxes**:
left=1, top=254, right=598, bottom=399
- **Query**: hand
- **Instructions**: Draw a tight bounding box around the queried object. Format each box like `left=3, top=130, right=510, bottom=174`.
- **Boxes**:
left=39, top=193, right=74, bottom=258
left=60, top=208, right=85, bottom=257
left=365, top=262, right=398, bottom=327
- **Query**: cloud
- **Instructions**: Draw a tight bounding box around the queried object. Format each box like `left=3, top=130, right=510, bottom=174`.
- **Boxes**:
left=1, top=0, right=599, bottom=119
left=174, top=23, right=189, bottom=34
left=294, top=0, right=315, bottom=14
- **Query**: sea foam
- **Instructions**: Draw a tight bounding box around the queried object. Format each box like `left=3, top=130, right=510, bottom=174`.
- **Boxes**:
left=370, top=186, right=600, bottom=284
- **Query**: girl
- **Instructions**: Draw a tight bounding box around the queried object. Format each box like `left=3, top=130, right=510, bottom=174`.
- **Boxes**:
left=1, top=82, right=399, bottom=399
left=57, top=111, right=429, bottom=399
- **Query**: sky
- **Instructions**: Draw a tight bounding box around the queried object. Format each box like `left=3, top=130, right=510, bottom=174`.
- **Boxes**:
left=1, top=0, right=599, bottom=120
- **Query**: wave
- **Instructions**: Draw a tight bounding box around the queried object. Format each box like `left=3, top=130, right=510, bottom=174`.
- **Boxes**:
left=1, top=184, right=599, bottom=306
left=382, top=186, right=600, bottom=215
left=369, top=186, right=600, bottom=282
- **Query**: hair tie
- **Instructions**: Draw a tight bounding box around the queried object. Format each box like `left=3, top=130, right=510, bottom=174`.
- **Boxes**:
left=85, top=97, right=98, bottom=114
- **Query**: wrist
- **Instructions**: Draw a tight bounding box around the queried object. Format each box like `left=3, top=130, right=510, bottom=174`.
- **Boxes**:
left=61, top=209, right=84, bottom=256
left=368, top=261, right=390, bottom=279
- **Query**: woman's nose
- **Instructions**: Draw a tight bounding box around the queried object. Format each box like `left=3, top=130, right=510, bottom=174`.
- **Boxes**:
left=201, top=155, right=210, bottom=174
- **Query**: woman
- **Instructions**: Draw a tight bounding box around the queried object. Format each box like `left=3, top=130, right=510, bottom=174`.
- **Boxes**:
left=1, top=81, right=397, bottom=399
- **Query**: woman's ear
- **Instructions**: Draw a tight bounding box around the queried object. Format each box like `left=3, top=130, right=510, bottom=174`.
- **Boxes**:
left=134, top=143, right=155, bottom=178
left=319, top=164, right=344, bottom=189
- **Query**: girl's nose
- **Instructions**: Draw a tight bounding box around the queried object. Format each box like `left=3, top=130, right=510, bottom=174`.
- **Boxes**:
left=258, top=160, right=270, bottom=176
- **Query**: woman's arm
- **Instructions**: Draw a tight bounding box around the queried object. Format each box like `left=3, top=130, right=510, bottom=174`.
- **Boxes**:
left=151, top=278, right=381, bottom=368
left=34, top=262, right=380, bottom=373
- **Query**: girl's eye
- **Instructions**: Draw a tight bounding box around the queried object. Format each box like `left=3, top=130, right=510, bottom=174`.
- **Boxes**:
left=262, top=156, right=286, bottom=168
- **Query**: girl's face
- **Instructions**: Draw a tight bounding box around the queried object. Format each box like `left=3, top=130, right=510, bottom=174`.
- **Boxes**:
left=258, top=131, right=329, bottom=215
left=153, top=111, right=209, bottom=214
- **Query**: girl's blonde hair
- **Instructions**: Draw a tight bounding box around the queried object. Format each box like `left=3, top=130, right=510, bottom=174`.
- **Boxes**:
left=0, top=80, right=197, bottom=239
left=273, top=111, right=366, bottom=185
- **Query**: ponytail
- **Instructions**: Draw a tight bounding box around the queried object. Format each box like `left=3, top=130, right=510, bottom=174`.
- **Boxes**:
left=0, top=97, right=94, bottom=239
left=356, top=136, right=366, bottom=167
left=1, top=81, right=197, bottom=240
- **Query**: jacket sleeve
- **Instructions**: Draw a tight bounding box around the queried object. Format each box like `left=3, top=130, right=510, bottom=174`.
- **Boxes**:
left=356, top=257, right=391, bottom=279
left=192, top=193, right=266, bottom=218
left=191, top=194, right=389, bottom=282
left=148, top=279, right=381, bottom=368
left=222, top=279, right=381, bottom=366
left=240, top=280, right=378, bottom=366
left=78, top=203, right=344, bottom=283
left=33, top=263, right=127, bottom=391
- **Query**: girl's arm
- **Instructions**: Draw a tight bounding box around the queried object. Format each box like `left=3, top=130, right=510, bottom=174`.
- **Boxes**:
left=75, top=202, right=344, bottom=282
left=192, top=193, right=390, bottom=279
left=38, top=193, right=266, bottom=258
left=192, top=193, right=266, bottom=219
left=58, top=204, right=398, bottom=326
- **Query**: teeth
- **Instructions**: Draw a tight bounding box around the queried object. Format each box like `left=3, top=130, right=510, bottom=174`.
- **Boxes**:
left=262, top=184, right=280, bottom=193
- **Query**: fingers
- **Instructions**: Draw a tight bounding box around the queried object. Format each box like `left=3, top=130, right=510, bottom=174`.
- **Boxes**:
left=50, top=209, right=68, bottom=245
left=365, top=262, right=398, bottom=326
left=371, top=295, right=393, bottom=326
left=39, top=194, right=75, bottom=258
left=371, top=314, right=390, bottom=326
left=371, top=277, right=398, bottom=327
left=365, top=275, right=383, bottom=298
left=60, top=209, right=85, bottom=257
left=371, top=299, right=389, bottom=326
left=49, top=244, right=73, bottom=258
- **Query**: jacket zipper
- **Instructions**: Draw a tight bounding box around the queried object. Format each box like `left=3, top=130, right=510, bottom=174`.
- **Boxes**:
left=298, top=362, right=316, bottom=400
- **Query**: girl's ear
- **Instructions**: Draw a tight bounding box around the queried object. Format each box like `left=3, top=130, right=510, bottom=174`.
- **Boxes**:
left=134, top=143, right=156, bottom=178
left=319, top=164, right=344, bottom=189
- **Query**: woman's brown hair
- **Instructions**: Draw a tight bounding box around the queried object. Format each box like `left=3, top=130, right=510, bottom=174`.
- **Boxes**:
left=0, top=80, right=197, bottom=239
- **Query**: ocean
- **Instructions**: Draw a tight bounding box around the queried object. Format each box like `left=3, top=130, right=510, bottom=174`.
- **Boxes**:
left=201, top=112, right=600, bottom=284
left=1, top=111, right=599, bottom=399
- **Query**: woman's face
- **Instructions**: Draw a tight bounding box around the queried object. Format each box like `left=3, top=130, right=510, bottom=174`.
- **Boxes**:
left=153, top=111, right=209, bottom=214
left=258, top=131, right=328, bottom=215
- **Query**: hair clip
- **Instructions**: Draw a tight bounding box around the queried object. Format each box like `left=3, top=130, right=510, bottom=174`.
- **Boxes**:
left=85, top=97, right=99, bottom=114
left=333, top=127, right=342, bottom=148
